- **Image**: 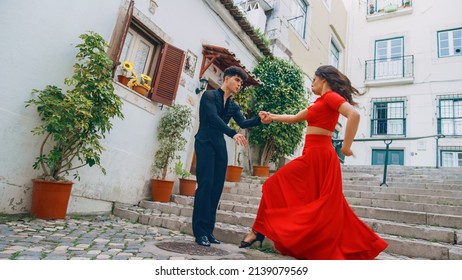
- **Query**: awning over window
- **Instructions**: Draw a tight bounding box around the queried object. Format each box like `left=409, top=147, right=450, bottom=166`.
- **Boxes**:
left=200, top=44, right=262, bottom=87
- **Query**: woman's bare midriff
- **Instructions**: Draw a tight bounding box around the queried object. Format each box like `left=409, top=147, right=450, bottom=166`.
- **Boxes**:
left=306, top=126, right=333, bottom=136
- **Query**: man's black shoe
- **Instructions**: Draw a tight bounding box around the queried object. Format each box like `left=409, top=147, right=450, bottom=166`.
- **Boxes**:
left=208, top=234, right=221, bottom=244
left=195, top=236, right=211, bottom=246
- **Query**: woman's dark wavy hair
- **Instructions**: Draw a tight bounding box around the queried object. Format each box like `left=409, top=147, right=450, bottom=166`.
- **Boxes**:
left=315, top=65, right=364, bottom=106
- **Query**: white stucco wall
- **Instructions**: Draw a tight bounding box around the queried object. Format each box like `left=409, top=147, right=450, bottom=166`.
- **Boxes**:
left=0, top=0, right=263, bottom=214
left=344, top=0, right=462, bottom=167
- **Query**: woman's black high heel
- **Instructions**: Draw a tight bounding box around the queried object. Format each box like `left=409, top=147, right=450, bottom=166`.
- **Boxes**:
left=239, top=229, right=265, bottom=248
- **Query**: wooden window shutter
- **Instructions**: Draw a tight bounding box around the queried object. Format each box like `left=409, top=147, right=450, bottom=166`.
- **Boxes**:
left=151, top=43, right=185, bottom=106
left=107, top=0, right=134, bottom=76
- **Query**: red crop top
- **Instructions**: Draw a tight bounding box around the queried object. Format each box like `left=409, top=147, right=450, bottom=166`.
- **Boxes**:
left=306, top=91, right=347, bottom=131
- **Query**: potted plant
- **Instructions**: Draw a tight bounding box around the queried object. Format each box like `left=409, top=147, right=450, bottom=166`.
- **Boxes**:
left=151, top=104, right=193, bottom=202
left=225, top=89, right=253, bottom=182
left=249, top=57, right=307, bottom=177
left=117, top=60, right=134, bottom=86
left=226, top=119, right=244, bottom=182
left=175, top=160, right=196, bottom=196
left=129, top=72, right=152, bottom=97
left=25, top=31, right=124, bottom=219
left=369, top=2, right=375, bottom=14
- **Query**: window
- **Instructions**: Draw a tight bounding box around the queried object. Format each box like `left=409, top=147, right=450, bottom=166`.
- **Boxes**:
left=365, top=37, right=414, bottom=82
left=437, top=95, right=462, bottom=136
left=371, top=98, right=406, bottom=136
left=108, top=1, right=185, bottom=106
left=438, top=28, right=462, bottom=57
left=372, top=149, right=404, bottom=165
left=374, top=37, right=404, bottom=79
left=288, top=0, right=308, bottom=39
left=441, top=148, right=462, bottom=167
left=118, top=28, right=158, bottom=79
left=330, top=40, right=340, bottom=68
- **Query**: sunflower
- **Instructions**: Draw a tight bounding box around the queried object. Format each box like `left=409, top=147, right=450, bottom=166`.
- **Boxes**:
left=121, top=61, right=134, bottom=77
left=128, top=72, right=139, bottom=88
left=141, top=74, right=151, bottom=81
left=141, top=74, right=152, bottom=91
left=122, top=61, right=134, bottom=71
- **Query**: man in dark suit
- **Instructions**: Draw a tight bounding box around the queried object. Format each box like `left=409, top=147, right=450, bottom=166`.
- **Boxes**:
left=192, top=66, right=269, bottom=246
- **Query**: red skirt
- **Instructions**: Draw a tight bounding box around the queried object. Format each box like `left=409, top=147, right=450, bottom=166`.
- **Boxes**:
left=253, top=135, right=388, bottom=259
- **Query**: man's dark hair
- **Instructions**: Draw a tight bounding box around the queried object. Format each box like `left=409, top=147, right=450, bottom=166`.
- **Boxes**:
left=223, top=66, right=248, bottom=81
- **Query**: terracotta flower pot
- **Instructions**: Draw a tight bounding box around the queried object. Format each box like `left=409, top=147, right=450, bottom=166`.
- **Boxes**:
left=31, top=179, right=73, bottom=219
left=133, top=85, right=149, bottom=97
left=253, top=165, right=270, bottom=177
left=151, top=179, right=174, bottom=202
left=226, top=165, right=243, bottom=182
left=179, top=178, right=196, bottom=196
left=117, top=75, right=131, bottom=86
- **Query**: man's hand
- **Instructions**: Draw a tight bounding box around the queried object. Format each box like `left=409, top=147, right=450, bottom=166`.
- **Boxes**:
left=233, top=133, right=248, bottom=146
left=259, top=111, right=272, bottom=124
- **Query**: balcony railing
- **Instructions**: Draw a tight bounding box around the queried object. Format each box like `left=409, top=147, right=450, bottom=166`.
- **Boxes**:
left=368, top=0, right=412, bottom=16
left=365, top=55, right=414, bottom=82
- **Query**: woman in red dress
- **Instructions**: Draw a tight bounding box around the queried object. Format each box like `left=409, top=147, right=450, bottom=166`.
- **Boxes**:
left=239, top=65, right=388, bottom=259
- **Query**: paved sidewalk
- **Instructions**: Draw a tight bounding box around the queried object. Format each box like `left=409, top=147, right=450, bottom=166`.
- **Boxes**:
left=0, top=214, right=403, bottom=260
left=0, top=214, right=292, bottom=260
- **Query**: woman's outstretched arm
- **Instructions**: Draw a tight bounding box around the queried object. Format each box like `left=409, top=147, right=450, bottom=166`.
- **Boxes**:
left=269, top=108, right=308, bottom=123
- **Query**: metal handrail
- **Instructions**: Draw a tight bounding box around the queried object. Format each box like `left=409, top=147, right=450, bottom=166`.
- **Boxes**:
left=332, top=134, right=446, bottom=187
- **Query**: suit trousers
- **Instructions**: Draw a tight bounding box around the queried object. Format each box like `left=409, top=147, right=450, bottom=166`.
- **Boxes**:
left=192, top=130, right=228, bottom=238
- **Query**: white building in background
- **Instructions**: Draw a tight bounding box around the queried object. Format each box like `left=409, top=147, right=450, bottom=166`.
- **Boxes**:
left=0, top=0, right=270, bottom=214
left=344, top=0, right=462, bottom=167
left=234, top=0, right=349, bottom=162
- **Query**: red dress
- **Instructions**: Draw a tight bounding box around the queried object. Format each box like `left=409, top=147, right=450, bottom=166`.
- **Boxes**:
left=252, top=91, right=388, bottom=260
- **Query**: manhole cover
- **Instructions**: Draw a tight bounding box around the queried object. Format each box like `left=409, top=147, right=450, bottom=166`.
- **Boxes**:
left=156, top=241, right=229, bottom=256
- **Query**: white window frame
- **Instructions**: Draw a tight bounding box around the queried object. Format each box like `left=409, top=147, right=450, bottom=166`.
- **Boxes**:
left=118, top=28, right=156, bottom=78
left=288, top=0, right=308, bottom=40
left=374, top=37, right=404, bottom=79
left=439, top=99, right=462, bottom=135
left=441, top=151, right=462, bottom=167
left=330, top=38, right=341, bottom=68
left=438, top=28, right=462, bottom=57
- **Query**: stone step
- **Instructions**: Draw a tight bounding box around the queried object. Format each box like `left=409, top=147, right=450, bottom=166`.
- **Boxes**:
left=112, top=204, right=462, bottom=260
left=344, top=190, right=462, bottom=207
left=223, top=181, right=462, bottom=207
left=134, top=197, right=462, bottom=245
left=341, top=165, right=462, bottom=173
left=351, top=205, right=462, bottom=228
left=226, top=179, right=462, bottom=198
left=345, top=185, right=462, bottom=199
left=346, top=197, right=462, bottom=216
left=112, top=167, right=462, bottom=260
left=362, top=218, right=461, bottom=244
left=343, top=182, right=462, bottom=193
left=380, top=234, right=462, bottom=260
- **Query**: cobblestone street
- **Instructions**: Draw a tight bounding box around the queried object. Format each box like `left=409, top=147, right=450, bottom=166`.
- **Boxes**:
left=0, top=214, right=291, bottom=260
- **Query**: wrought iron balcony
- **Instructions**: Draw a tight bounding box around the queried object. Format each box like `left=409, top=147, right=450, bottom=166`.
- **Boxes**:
left=365, top=55, right=414, bottom=84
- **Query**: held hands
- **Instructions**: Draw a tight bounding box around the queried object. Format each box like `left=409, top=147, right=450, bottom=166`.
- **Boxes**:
left=259, top=111, right=272, bottom=124
left=233, top=133, right=248, bottom=146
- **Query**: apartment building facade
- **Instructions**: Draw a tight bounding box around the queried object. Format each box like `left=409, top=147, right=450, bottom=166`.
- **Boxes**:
left=344, top=0, right=462, bottom=167
left=234, top=0, right=349, bottom=160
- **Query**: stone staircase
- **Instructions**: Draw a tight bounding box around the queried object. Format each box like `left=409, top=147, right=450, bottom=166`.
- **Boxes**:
left=113, top=165, right=462, bottom=260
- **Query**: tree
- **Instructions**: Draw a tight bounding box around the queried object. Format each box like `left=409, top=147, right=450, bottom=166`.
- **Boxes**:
left=249, top=57, right=308, bottom=166
left=152, top=104, right=193, bottom=180
left=25, top=31, right=124, bottom=181
left=229, top=87, right=252, bottom=167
